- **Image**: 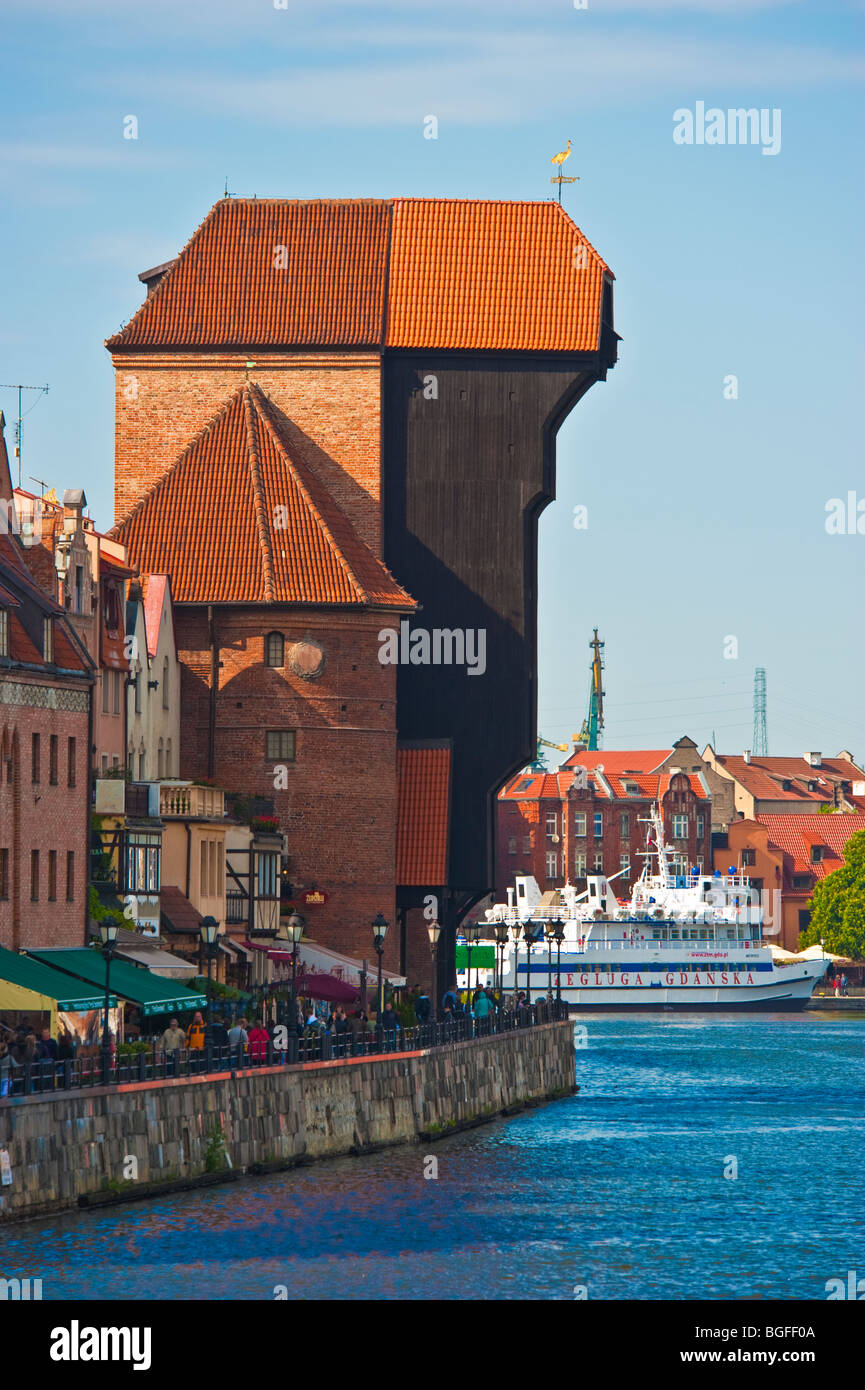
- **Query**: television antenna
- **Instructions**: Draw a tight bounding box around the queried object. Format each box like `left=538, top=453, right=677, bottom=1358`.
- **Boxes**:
left=0, top=383, right=49, bottom=487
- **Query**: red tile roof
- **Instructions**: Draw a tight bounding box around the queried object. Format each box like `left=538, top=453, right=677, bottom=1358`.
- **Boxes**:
left=561, top=748, right=671, bottom=772
left=757, top=813, right=865, bottom=878
left=716, top=754, right=864, bottom=807
left=160, top=885, right=206, bottom=935
left=387, top=199, right=609, bottom=351
left=397, top=742, right=451, bottom=885
left=499, top=766, right=709, bottom=802
left=107, top=197, right=611, bottom=354
left=112, top=383, right=415, bottom=610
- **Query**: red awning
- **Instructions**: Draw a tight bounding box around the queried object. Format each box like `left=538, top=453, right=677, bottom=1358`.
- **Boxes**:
left=294, top=973, right=360, bottom=1003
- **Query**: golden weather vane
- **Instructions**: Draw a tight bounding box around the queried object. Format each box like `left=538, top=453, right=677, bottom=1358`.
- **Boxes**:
left=550, top=138, right=579, bottom=204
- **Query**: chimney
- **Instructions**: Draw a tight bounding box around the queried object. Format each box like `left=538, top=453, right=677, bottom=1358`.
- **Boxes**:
left=804, top=751, right=822, bottom=768
left=138, top=259, right=177, bottom=299
left=743, top=750, right=751, bottom=764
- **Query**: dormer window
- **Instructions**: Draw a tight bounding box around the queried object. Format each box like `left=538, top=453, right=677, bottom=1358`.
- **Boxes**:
left=0, top=607, right=7, bottom=657
left=105, top=585, right=121, bottom=637
left=810, top=844, right=825, bottom=863
left=781, top=779, right=792, bottom=791
left=43, top=617, right=53, bottom=663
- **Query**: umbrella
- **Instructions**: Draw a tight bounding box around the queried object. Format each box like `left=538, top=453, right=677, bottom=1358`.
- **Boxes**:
left=795, top=945, right=854, bottom=964
left=769, top=944, right=800, bottom=960
left=294, top=973, right=360, bottom=1003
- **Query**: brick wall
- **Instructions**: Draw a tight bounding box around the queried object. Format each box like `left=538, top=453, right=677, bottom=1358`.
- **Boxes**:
left=112, top=353, right=382, bottom=552
left=175, top=605, right=400, bottom=971
left=0, top=680, right=90, bottom=951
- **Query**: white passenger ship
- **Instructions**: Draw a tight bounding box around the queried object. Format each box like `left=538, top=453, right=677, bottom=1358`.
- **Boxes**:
left=481, top=808, right=828, bottom=1010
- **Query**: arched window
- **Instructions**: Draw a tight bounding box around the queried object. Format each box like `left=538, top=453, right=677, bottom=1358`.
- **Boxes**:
left=162, top=656, right=170, bottom=710
left=165, top=739, right=172, bottom=778
left=138, top=746, right=146, bottom=780
left=265, top=632, right=284, bottom=668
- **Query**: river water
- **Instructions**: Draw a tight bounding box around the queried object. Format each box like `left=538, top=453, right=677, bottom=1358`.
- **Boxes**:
left=2, top=1012, right=863, bottom=1300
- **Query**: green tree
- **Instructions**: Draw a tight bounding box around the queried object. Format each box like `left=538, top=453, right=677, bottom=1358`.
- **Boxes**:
left=801, top=830, right=865, bottom=959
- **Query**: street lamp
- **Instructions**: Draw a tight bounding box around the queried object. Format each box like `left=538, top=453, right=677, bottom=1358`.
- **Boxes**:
left=463, top=922, right=482, bottom=1000
left=510, top=922, right=522, bottom=1004
left=199, top=915, right=219, bottom=1038
left=493, top=922, right=509, bottom=998
left=99, top=917, right=119, bottom=1074
left=523, top=921, right=540, bottom=1005
left=551, top=917, right=566, bottom=1003
left=427, top=918, right=441, bottom=1018
left=285, top=910, right=304, bottom=1045
left=371, top=912, right=389, bottom=1038
left=545, top=919, right=555, bottom=1003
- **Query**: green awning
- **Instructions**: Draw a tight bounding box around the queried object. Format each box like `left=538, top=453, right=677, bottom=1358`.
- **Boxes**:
left=28, top=949, right=206, bottom=1018
left=0, top=946, right=116, bottom=1012
left=455, top=944, right=495, bottom=969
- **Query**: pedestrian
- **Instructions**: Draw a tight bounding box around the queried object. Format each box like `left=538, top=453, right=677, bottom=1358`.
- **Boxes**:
left=834, top=974, right=841, bottom=998
left=0, top=1041, right=15, bottom=1098
left=380, top=1000, right=401, bottom=1049
left=841, top=972, right=849, bottom=997
left=414, top=990, right=431, bottom=1024
left=208, top=1015, right=229, bottom=1057
left=442, top=988, right=458, bottom=1015
left=186, top=1011, right=207, bottom=1050
left=38, top=1027, right=58, bottom=1062
left=159, top=1016, right=185, bottom=1076
left=57, top=1030, right=75, bottom=1062
left=228, top=1016, right=249, bottom=1056
left=473, top=986, right=492, bottom=1020
left=247, top=1019, right=270, bottom=1063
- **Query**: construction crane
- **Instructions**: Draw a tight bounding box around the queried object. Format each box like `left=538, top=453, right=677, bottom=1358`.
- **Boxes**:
left=528, top=735, right=569, bottom=773
left=577, top=628, right=605, bottom=750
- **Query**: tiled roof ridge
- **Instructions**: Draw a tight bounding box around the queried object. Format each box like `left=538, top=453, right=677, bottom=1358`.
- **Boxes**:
left=249, top=383, right=372, bottom=605
left=242, top=387, right=276, bottom=602
left=105, top=199, right=223, bottom=349
left=109, top=386, right=246, bottom=534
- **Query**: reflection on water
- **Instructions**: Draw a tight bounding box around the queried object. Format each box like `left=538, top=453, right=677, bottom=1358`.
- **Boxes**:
left=1, top=1013, right=863, bottom=1300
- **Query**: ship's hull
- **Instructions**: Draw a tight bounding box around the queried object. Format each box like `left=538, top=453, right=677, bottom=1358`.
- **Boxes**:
left=469, top=953, right=829, bottom=1012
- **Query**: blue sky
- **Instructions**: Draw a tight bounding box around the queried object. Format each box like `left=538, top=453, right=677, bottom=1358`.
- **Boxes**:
left=1, top=0, right=863, bottom=760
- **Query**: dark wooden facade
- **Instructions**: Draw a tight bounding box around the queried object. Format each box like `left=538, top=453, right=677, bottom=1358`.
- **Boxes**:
left=384, top=332, right=617, bottom=944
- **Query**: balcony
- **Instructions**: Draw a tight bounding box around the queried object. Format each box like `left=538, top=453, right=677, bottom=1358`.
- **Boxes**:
left=159, top=781, right=225, bottom=820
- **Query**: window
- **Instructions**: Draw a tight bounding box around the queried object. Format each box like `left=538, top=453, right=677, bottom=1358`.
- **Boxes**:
left=0, top=848, right=8, bottom=899
left=573, top=813, right=586, bottom=837
left=74, top=564, right=83, bottom=615
left=593, top=851, right=604, bottom=872
left=620, top=811, right=629, bottom=837
left=522, top=835, right=531, bottom=854
left=157, top=739, right=163, bottom=780
left=257, top=851, right=278, bottom=899
left=545, top=811, right=557, bottom=838
left=266, top=730, right=295, bottom=761
left=0, top=607, right=7, bottom=656
left=165, top=740, right=172, bottom=777
left=741, top=848, right=756, bottom=867
left=49, top=734, right=58, bottom=785
left=113, top=670, right=121, bottom=715
left=101, top=753, right=108, bottom=775
left=102, top=671, right=109, bottom=714
left=619, top=853, right=630, bottom=878
left=508, top=836, right=516, bottom=855
left=48, top=850, right=57, bottom=901
left=199, top=841, right=208, bottom=896
left=575, top=851, right=586, bottom=877
left=66, top=851, right=74, bottom=902
left=265, top=632, right=285, bottom=669
left=105, top=585, right=121, bottom=637
left=672, top=814, right=688, bottom=838
left=134, top=670, right=141, bottom=713
left=138, top=750, right=145, bottom=780
left=593, top=812, right=603, bottom=838
left=30, top=849, right=39, bottom=901
left=793, top=874, right=810, bottom=890
left=810, top=844, right=825, bottom=863
left=124, top=833, right=160, bottom=894
left=112, top=754, right=119, bottom=771
left=31, top=732, right=40, bottom=784
left=43, top=617, right=53, bottom=663
left=209, top=840, right=219, bottom=898
left=67, top=737, right=77, bottom=788
left=697, top=816, right=704, bottom=838
left=162, top=656, right=170, bottom=710
left=545, top=851, right=559, bottom=880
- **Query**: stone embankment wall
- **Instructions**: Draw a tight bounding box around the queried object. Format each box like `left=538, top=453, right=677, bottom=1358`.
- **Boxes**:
left=0, top=1021, right=575, bottom=1221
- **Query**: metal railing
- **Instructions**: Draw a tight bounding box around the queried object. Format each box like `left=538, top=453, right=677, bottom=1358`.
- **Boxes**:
left=0, top=1000, right=567, bottom=1100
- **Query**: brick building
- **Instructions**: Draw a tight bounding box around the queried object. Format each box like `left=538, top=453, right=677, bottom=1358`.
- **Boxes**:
left=0, top=420, right=94, bottom=951
left=497, top=741, right=712, bottom=900
left=702, top=747, right=865, bottom=819
left=713, top=812, right=865, bottom=951
left=106, top=195, right=616, bottom=986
